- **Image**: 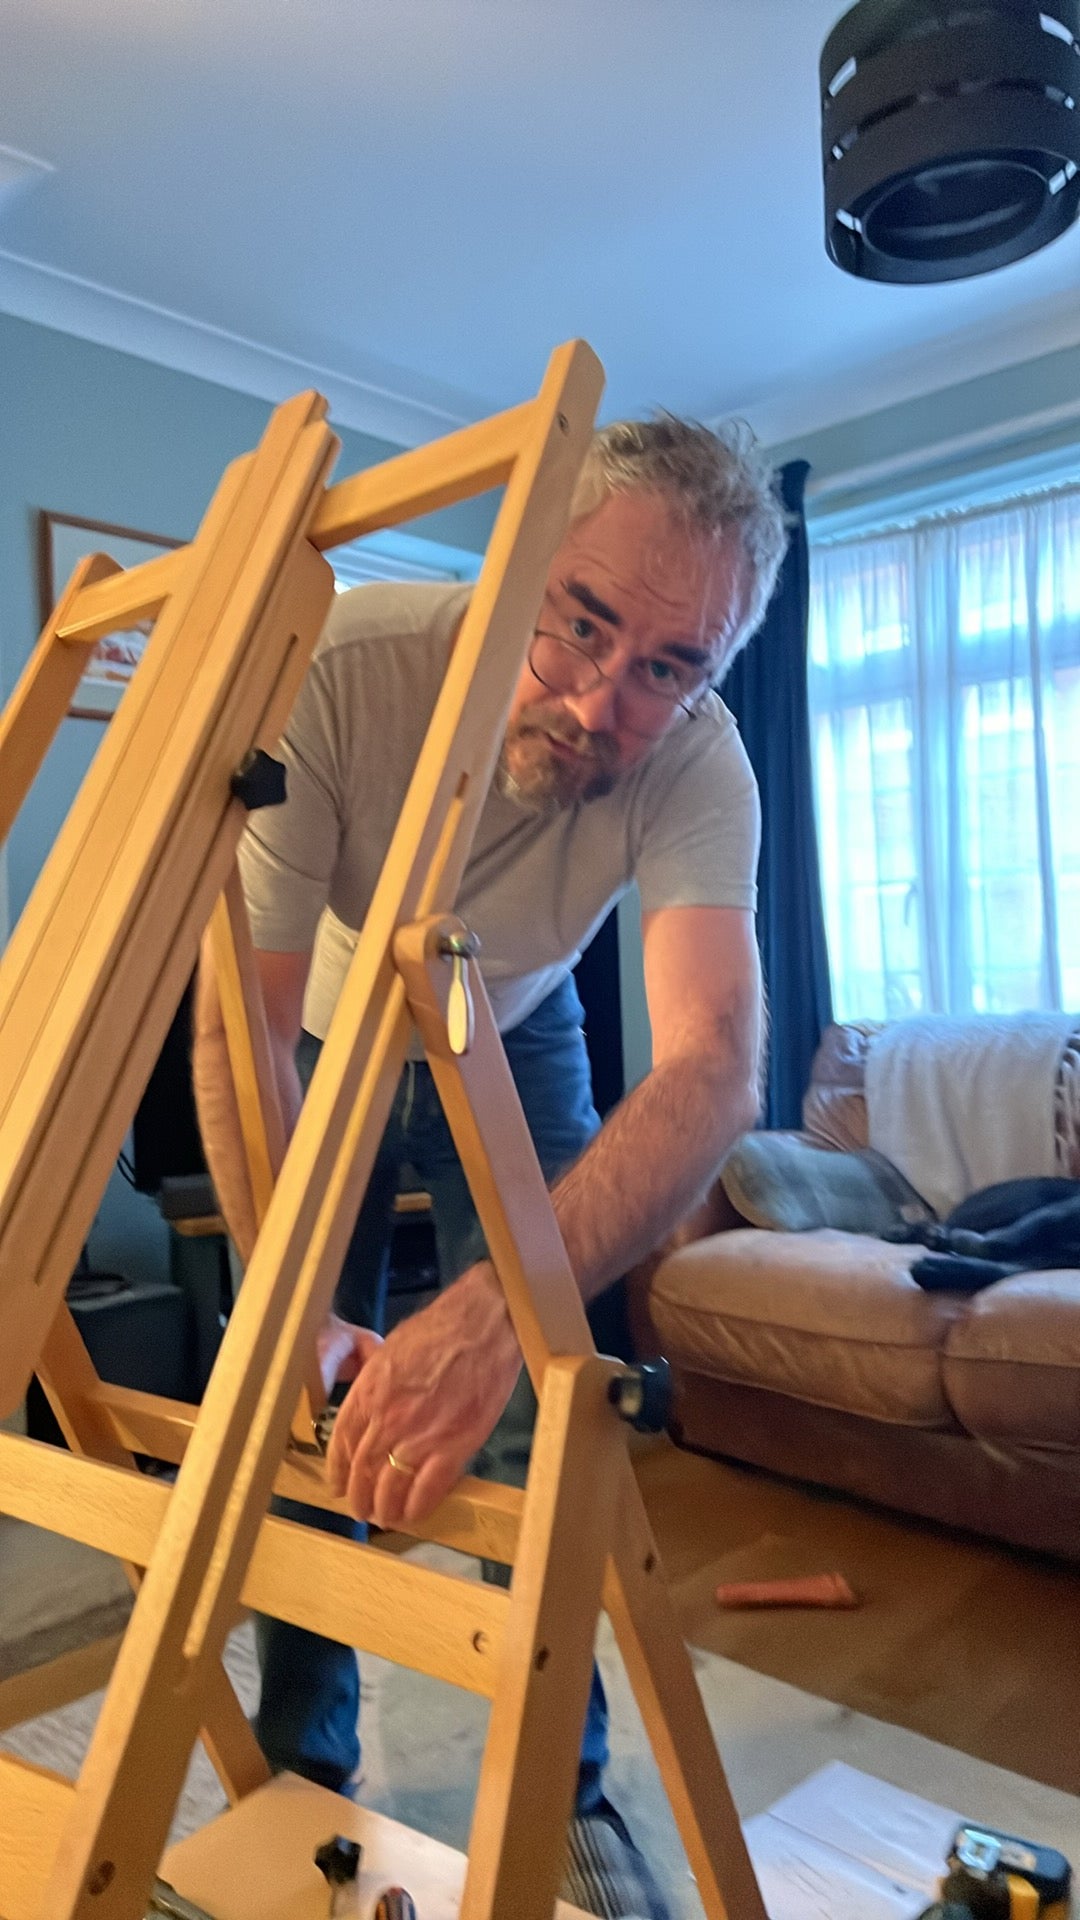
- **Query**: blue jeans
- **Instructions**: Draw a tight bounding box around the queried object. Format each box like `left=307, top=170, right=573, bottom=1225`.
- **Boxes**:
left=254, top=974, right=619, bottom=1813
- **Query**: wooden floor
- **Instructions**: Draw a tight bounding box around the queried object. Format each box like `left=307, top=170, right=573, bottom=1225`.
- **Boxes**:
left=634, top=1434, right=1080, bottom=1798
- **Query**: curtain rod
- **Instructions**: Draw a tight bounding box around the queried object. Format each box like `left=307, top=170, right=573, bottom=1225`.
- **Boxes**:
left=805, top=396, right=1080, bottom=505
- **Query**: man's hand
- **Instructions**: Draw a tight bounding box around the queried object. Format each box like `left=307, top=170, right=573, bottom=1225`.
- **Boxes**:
left=325, top=1263, right=522, bottom=1529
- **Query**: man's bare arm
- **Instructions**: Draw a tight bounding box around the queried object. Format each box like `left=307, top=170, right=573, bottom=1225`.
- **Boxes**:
left=191, top=943, right=310, bottom=1264
left=551, top=904, right=762, bottom=1298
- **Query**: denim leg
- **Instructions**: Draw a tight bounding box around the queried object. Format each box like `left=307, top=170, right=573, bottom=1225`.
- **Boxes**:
left=253, top=1498, right=365, bottom=1792
left=252, top=1040, right=408, bottom=1793
left=405, top=975, right=612, bottom=1811
left=294, top=1029, right=405, bottom=1338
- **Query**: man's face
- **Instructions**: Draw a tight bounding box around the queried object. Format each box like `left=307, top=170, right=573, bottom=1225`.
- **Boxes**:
left=499, top=490, right=746, bottom=813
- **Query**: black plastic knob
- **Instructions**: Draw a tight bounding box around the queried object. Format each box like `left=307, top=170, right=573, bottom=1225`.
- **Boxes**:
left=314, top=1835, right=362, bottom=1889
left=230, top=748, right=287, bottom=810
left=608, top=1357, right=672, bottom=1433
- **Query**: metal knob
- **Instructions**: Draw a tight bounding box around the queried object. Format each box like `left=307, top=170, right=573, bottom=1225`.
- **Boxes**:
left=608, top=1358, right=672, bottom=1433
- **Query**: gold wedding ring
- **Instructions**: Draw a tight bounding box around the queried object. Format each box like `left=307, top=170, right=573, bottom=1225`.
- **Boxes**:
left=387, top=1449, right=416, bottom=1476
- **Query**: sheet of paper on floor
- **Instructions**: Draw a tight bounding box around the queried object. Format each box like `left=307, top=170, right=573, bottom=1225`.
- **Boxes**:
left=744, top=1761, right=961, bottom=1920
left=745, top=1817, right=931, bottom=1920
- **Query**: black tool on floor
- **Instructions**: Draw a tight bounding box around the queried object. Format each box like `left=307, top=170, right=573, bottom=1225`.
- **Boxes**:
left=373, top=1889, right=417, bottom=1920
left=918, top=1822, right=1071, bottom=1918
left=314, top=1835, right=362, bottom=1916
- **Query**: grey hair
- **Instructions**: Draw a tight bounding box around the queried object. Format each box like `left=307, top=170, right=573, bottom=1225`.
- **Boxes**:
left=569, top=412, right=788, bottom=665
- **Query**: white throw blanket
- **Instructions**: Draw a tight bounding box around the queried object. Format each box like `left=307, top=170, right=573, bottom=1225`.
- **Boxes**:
left=864, top=1014, right=1076, bottom=1219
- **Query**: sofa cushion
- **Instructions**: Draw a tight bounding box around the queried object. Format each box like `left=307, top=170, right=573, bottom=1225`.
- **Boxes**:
left=1058, top=1036, right=1080, bottom=1178
left=943, top=1269, right=1080, bottom=1449
left=649, top=1228, right=965, bottom=1427
left=801, top=1021, right=877, bottom=1152
left=719, top=1131, right=931, bottom=1237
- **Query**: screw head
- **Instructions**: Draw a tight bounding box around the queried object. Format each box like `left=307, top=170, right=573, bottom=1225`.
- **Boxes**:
left=87, top=1861, right=116, bottom=1897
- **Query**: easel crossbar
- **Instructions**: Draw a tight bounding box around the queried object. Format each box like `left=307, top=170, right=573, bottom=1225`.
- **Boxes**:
left=53, top=399, right=533, bottom=650
left=93, top=1382, right=526, bottom=1563
left=0, top=1432, right=505, bottom=1695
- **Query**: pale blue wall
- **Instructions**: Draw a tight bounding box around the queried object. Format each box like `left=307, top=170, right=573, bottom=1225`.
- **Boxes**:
left=0, top=313, right=496, bottom=1284
left=767, top=337, right=1080, bottom=524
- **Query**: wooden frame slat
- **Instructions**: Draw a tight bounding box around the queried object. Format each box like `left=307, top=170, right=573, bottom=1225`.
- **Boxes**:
left=208, top=866, right=288, bottom=1221
left=0, top=552, right=121, bottom=846
left=0, top=1634, right=125, bottom=1739
left=461, top=1356, right=622, bottom=1920
left=207, top=864, right=325, bottom=1443
left=394, top=915, right=593, bottom=1382
left=0, top=1753, right=74, bottom=1920
left=93, top=1382, right=526, bottom=1562
left=54, top=548, right=187, bottom=648
left=36, top=1305, right=269, bottom=1806
left=309, top=400, right=530, bottom=547
left=0, top=1431, right=504, bottom=1696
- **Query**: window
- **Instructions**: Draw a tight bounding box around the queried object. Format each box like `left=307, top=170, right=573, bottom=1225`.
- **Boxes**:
left=330, top=527, right=481, bottom=592
left=809, top=483, right=1080, bottom=1020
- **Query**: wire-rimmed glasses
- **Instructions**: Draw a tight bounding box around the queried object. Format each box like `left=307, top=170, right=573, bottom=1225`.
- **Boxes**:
left=527, top=625, right=707, bottom=739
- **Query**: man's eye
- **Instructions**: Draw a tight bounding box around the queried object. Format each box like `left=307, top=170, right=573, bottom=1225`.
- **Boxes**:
left=644, top=658, right=678, bottom=685
left=569, top=616, right=595, bottom=644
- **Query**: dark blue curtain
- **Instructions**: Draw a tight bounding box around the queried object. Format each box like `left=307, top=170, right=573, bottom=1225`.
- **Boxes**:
left=722, top=459, right=833, bottom=1129
left=574, top=906, right=624, bottom=1118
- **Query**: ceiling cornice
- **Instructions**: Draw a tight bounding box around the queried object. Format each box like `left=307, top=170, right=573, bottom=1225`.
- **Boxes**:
left=0, top=145, right=54, bottom=214
left=734, top=281, right=1080, bottom=451
left=4, top=240, right=1079, bottom=459
left=0, top=246, right=494, bottom=449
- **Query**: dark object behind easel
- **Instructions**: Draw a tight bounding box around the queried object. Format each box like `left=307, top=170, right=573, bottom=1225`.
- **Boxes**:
left=131, top=977, right=209, bottom=1199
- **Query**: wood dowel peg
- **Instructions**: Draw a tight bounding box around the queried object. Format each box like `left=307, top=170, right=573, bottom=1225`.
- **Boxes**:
left=608, top=1357, right=672, bottom=1433
left=229, top=748, right=287, bottom=810
left=438, top=927, right=480, bottom=1056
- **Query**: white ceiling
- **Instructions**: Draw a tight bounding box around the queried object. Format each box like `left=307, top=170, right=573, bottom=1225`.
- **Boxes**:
left=1, top=0, right=1079, bottom=448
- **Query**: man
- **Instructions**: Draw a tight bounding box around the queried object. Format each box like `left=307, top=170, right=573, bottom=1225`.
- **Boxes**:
left=193, top=414, right=786, bottom=1919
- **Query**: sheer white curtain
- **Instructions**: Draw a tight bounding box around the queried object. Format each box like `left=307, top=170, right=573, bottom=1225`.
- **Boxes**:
left=809, top=485, right=1080, bottom=1021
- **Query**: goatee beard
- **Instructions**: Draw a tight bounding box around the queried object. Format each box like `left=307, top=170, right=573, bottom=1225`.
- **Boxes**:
left=496, top=710, right=620, bottom=813
left=495, top=756, right=566, bottom=816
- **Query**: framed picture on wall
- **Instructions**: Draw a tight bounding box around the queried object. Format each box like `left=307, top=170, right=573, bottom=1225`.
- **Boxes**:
left=37, top=511, right=183, bottom=721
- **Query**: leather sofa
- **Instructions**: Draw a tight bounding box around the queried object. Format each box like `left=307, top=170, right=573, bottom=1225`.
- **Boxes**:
left=633, top=1020, right=1080, bottom=1562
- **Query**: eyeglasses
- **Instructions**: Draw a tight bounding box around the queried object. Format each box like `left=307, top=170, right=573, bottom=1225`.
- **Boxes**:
left=528, top=626, right=706, bottom=739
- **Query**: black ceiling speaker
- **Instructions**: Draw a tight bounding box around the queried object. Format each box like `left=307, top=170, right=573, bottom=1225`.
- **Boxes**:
left=821, top=0, right=1080, bottom=281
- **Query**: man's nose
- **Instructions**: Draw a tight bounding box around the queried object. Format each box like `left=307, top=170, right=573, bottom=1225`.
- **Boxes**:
left=563, top=672, right=619, bottom=733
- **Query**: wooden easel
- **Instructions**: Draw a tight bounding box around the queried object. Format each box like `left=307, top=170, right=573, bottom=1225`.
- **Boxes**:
left=0, top=341, right=767, bottom=1920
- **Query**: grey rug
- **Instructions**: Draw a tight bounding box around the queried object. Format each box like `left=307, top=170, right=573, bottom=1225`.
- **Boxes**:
left=6, top=1543, right=1080, bottom=1920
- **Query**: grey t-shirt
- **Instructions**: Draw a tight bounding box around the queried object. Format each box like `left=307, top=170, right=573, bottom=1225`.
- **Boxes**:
left=237, top=581, right=760, bottom=1040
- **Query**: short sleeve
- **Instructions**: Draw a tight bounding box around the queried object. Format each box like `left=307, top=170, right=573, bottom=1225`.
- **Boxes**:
left=632, top=707, right=760, bottom=916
